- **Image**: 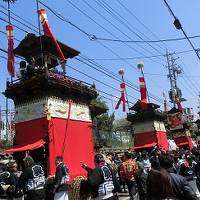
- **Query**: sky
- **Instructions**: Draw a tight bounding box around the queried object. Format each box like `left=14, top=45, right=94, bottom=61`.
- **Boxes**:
left=1, top=0, right=200, bottom=119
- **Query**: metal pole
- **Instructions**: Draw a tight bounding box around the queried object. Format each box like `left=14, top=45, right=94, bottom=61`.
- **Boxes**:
left=5, top=97, right=8, bottom=141
left=121, top=75, right=130, bottom=111
left=7, top=0, right=13, bottom=82
left=140, top=67, right=150, bottom=103
left=0, top=106, right=1, bottom=139
left=166, top=50, right=176, bottom=107
left=36, top=0, right=44, bottom=68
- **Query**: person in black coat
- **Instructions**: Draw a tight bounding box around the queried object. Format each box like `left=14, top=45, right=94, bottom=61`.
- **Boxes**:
left=7, top=161, right=23, bottom=199
left=81, top=153, right=121, bottom=200
left=147, top=153, right=196, bottom=200
left=18, top=155, right=46, bottom=200
left=53, top=156, right=69, bottom=200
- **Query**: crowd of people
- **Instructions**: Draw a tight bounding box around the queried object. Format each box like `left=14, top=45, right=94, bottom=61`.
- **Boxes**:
left=77, top=147, right=200, bottom=200
left=87, top=148, right=200, bottom=200
left=0, top=147, right=200, bottom=200
left=0, top=155, right=69, bottom=200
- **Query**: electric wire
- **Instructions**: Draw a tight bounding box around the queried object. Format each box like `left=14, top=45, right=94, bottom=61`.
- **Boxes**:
left=108, top=0, right=200, bottom=102
left=0, top=1, right=196, bottom=111
left=114, top=0, right=200, bottom=95
left=0, top=30, right=20, bottom=42
left=0, top=3, right=170, bottom=104
left=94, top=0, right=165, bottom=56
left=93, top=35, right=200, bottom=44
left=67, top=63, right=136, bottom=103
left=87, top=49, right=193, bottom=61
left=0, top=4, right=191, bottom=104
left=113, top=0, right=200, bottom=96
left=0, top=51, right=135, bottom=106
left=64, top=0, right=165, bottom=66
left=83, top=0, right=165, bottom=61
left=0, top=4, right=38, bottom=30
left=3, top=3, right=200, bottom=44
left=77, top=54, right=165, bottom=104
left=178, top=78, right=198, bottom=98
left=39, top=2, right=178, bottom=104
left=163, top=0, right=200, bottom=61
left=0, top=16, right=29, bottom=33
left=38, top=1, right=91, bottom=38
left=0, top=9, right=39, bottom=33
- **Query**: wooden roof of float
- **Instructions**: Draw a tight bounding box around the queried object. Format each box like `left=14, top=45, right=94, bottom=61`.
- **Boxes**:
left=127, top=100, right=166, bottom=122
left=4, top=71, right=97, bottom=103
left=14, top=33, right=80, bottom=60
left=167, top=107, right=182, bottom=114
left=127, top=110, right=166, bottom=123
left=130, top=100, right=160, bottom=112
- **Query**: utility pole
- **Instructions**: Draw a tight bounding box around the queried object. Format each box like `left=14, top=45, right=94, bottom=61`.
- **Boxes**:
left=197, top=92, right=200, bottom=118
left=166, top=51, right=182, bottom=108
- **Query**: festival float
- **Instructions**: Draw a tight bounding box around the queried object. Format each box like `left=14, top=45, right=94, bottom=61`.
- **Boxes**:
left=3, top=8, right=105, bottom=180
left=167, top=105, right=193, bottom=150
left=126, top=64, right=169, bottom=151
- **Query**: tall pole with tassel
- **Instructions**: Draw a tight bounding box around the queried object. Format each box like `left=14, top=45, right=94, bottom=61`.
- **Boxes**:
left=118, top=68, right=130, bottom=111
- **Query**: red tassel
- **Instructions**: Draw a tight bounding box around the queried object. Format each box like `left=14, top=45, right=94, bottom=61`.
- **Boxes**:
left=37, top=9, right=65, bottom=61
left=176, top=97, right=183, bottom=112
left=139, top=77, right=148, bottom=109
left=6, top=24, right=15, bottom=77
left=115, top=82, right=126, bottom=112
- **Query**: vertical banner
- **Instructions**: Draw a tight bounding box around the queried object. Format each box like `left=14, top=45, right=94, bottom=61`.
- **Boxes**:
left=37, top=9, right=65, bottom=61
left=167, top=112, right=183, bottom=130
left=115, top=82, right=126, bottom=112
left=176, top=97, right=183, bottom=112
left=139, top=77, right=147, bottom=109
left=6, top=24, right=15, bottom=77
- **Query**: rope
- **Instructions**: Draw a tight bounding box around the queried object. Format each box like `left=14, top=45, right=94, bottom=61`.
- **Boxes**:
left=61, top=98, right=72, bottom=156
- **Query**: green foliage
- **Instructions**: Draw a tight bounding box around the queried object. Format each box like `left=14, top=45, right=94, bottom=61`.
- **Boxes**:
left=113, top=118, right=132, bottom=132
left=94, top=116, right=133, bottom=148
left=190, top=124, right=198, bottom=139
left=96, top=113, right=114, bottom=132
left=90, top=97, right=108, bottom=110
left=0, top=140, right=12, bottom=149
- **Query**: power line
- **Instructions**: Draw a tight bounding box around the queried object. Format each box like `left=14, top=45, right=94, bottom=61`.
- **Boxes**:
left=115, top=0, right=166, bottom=52
left=114, top=0, right=200, bottom=94
left=64, top=0, right=165, bottom=66
left=0, top=52, right=136, bottom=105
left=0, top=4, right=38, bottom=30
left=0, top=16, right=29, bottom=33
left=0, top=3, right=166, bottom=105
left=77, top=54, right=165, bottom=104
left=67, top=64, right=136, bottom=103
left=38, top=1, right=91, bottom=38
left=86, top=49, right=193, bottom=61
left=163, top=0, right=200, bottom=61
left=0, top=47, right=25, bottom=60
left=94, top=34, right=200, bottom=43
left=92, top=0, right=165, bottom=59
left=0, top=9, right=38, bottom=33
left=41, top=0, right=153, bottom=63
left=180, top=76, right=199, bottom=96
left=0, top=54, right=19, bottom=65
left=98, top=0, right=200, bottom=104
left=4, top=2, right=200, bottom=45
left=0, top=29, right=21, bottom=42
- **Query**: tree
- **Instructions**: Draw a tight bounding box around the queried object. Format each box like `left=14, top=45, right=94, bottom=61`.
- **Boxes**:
left=113, top=119, right=133, bottom=147
left=0, top=139, right=12, bottom=149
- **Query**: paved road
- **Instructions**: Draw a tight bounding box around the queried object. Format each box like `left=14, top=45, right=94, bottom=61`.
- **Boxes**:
left=118, top=193, right=129, bottom=200
left=118, top=192, right=140, bottom=200
left=119, top=197, right=129, bottom=200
